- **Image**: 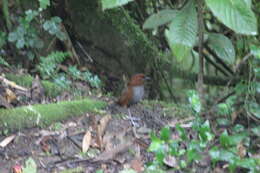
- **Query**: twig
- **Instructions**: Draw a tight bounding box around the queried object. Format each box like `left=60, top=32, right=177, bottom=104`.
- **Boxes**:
left=76, top=41, right=93, bottom=62
left=0, top=75, right=28, bottom=91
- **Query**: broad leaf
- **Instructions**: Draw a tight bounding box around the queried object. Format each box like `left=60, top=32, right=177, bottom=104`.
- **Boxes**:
left=143, top=9, right=177, bottom=29
left=205, top=0, right=257, bottom=35
left=207, top=33, right=235, bottom=64
left=165, top=0, right=197, bottom=61
left=101, top=0, right=134, bottom=10
left=160, top=126, right=170, bottom=141
left=39, top=0, right=50, bottom=9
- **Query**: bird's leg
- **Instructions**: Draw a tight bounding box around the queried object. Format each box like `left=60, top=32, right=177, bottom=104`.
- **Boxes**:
left=127, top=108, right=137, bottom=127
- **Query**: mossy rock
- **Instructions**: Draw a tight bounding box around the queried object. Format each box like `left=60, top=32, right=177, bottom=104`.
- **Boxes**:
left=0, top=98, right=106, bottom=133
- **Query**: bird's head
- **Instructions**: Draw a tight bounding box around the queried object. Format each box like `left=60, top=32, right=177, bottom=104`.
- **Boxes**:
left=128, top=73, right=150, bottom=86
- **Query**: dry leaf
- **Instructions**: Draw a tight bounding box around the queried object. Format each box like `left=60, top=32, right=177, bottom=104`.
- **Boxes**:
left=12, top=164, right=22, bottom=173
left=237, top=142, right=246, bottom=158
left=82, top=131, right=92, bottom=153
left=0, top=94, right=12, bottom=108
left=94, top=142, right=132, bottom=162
left=98, top=114, right=111, bottom=136
left=131, top=158, right=144, bottom=172
left=0, top=134, right=16, bottom=148
left=5, top=88, right=16, bottom=103
left=163, top=155, right=177, bottom=168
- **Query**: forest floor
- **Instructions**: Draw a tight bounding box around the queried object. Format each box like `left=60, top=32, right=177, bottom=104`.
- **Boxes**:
left=0, top=85, right=192, bottom=173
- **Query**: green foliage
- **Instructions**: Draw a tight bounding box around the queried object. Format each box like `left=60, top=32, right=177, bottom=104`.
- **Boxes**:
left=53, top=73, right=71, bottom=89
left=0, top=57, right=10, bottom=67
left=68, top=66, right=81, bottom=80
left=82, top=71, right=102, bottom=88
left=7, top=4, right=66, bottom=60
left=0, top=31, right=6, bottom=48
left=37, top=51, right=70, bottom=80
left=39, top=0, right=50, bottom=10
left=205, top=0, right=257, bottom=35
left=165, top=0, right=197, bottom=62
left=187, top=90, right=201, bottom=114
left=101, top=0, right=134, bottom=10
left=147, top=119, right=214, bottom=171
left=36, top=51, right=102, bottom=89
left=209, top=129, right=258, bottom=172
left=207, top=33, right=235, bottom=64
left=43, top=17, right=66, bottom=40
left=143, top=10, right=177, bottom=29
left=8, top=9, right=43, bottom=55
left=23, top=157, right=37, bottom=173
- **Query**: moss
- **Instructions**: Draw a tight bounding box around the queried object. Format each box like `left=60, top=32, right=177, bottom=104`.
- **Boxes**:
left=0, top=98, right=106, bottom=133
left=142, top=100, right=193, bottom=118
left=104, top=8, right=158, bottom=67
left=5, top=73, right=66, bottom=97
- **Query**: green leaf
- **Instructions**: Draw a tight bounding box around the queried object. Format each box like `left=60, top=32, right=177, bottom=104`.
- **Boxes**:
left=205, top=0, right=257, bottom=35
left=165, top=0, right=197, bottom=61
left=232, top=124, right=245, bottom=133
left=220, top=130, right=247, bottom=147
left=216, top=118, right=231, bottom=126
left=176, top=124, right=187, bottom=141
left=143, top=9, right=178, bottom=29
left=25, top=10, right=39, bottom=22
left=236, top=158, right=257, bottom=170
left=101, top=0, right=134, bottom=10
left=0, top=56, right=10, bottom=67
left=8, top=32, right=18, bottom=42
left=160, top=126, right=170, bottom=141
left=16, top=38, right=25, bottom=49
left=0, top=31, right=6, bottom=48
left=187, top=149, right=200, bottom=163
left=148, top=133, right=164, bottom=152
left=248, top=102, right=260, bottom=118
left=251, top=126, right=260, bottom=137
left=23, top=157, right=37, bottom=173
left=209, top=147, right=237, bottom=162
left=39, top=0, right=50, bottom=9
left=187, top=90, right=201, bottom=113
left=250, top=45, right=260, bottom=59
left=207, top=33, right=235, bottom=64
left=198, top=120, right=214, bottom=143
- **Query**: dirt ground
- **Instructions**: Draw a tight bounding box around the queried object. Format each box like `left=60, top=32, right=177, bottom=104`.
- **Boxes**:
left=0, top=101, right=178, bottom=173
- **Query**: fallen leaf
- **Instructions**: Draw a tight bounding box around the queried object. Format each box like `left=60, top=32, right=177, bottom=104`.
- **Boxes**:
left=0, top=134, right=16, bottom=148
left=237, top=142, right=246, bottom=158
left=98, top=114, right=111, bottom=136
left=5, top=88, right=16, bottom=103
left=163, top=155, right=177, bottom=168
left=0, top=94, right=12, bottom=108
left=131, top=158, right=144, bottom=172
left=94, top=142, right=132, bottom=162
left=82, top=131, right=92, bottom=153
left=12, top=164, right=22, bottom=173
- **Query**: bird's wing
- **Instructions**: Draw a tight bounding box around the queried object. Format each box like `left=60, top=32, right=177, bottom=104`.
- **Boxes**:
left=117, top=87, right=133, bottom=107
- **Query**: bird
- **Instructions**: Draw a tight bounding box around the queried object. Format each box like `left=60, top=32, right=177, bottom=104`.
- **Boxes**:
left=117, top=73, right=149, bottom=107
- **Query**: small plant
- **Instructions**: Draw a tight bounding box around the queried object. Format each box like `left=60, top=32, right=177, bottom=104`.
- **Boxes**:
left=0, top=56, right=10, bottom=67
left=68, top=65, right=82, bottom=80
left=82, top=71, right=102, bottom=88
left=53, top=73, right=71, bottom=89
left=147, top=119, right=214, bottom=171
left=7, top=2, right=66, bottom=60
left=36, top=51, right=70, bottom=79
